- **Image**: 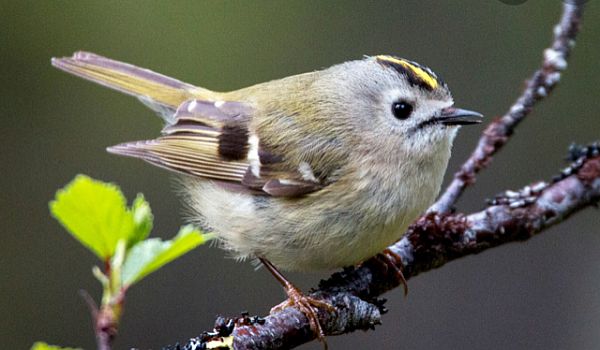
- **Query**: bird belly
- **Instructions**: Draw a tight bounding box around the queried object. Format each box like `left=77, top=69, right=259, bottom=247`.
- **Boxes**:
left=182, top=171, right=438, bottom=272
left=260, top=186, right=426, bottom=271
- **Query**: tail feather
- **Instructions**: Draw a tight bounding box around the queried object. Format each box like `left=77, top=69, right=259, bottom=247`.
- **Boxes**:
left=51, top=51, right=216, bottom=119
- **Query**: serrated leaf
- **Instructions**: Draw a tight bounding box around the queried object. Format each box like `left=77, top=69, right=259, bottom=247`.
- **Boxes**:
left=31, top=342, right=82, bottom=350
left=121, top=226, right=210, bottom=286
left=50, top=175, right=137, bottom=259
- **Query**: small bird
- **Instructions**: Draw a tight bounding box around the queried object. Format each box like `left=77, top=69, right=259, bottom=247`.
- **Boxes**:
left=52, top=52, right=482, bottom=345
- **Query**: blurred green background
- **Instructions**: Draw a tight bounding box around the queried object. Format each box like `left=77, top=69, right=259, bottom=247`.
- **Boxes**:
left=2, top=1, right=599, bottom=349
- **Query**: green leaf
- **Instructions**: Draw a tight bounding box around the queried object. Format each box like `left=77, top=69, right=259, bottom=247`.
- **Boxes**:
left=129, top=194, right=153, bottom=247
left=31, top=342, right=82, bottom=350
left=49, top=175, right=136, bottom=259
left=122, top=225, right=210, bottom=286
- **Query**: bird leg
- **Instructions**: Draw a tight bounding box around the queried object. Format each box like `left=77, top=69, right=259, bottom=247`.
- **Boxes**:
left=259, top=257, right=334, bottom=349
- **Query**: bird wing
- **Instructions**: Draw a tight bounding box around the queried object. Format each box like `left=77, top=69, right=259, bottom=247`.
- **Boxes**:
left=108, top=99, right=324, bottom=197
left=52, top=51, right=323, bottom=197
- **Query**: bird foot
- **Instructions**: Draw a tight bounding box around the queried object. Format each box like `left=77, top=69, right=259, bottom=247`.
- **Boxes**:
left=271, top=281, right=334, bottom=349
left=260, top=257, right=334, bottom=349
left=373, top=248, right=408, bottom=296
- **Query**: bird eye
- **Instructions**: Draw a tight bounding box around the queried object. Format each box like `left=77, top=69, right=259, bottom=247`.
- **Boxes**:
left=392, top=101, right=413, bottom=120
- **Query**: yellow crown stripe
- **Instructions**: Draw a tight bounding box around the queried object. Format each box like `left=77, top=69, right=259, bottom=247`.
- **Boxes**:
left=376, top=55, right=439, bottom=90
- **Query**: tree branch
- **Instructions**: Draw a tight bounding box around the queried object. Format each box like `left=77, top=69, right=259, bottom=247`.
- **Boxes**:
left=161, top=2, right=590, bottom=349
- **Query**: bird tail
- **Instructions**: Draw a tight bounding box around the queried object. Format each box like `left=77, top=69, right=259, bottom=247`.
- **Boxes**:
left=51, top=51, right=217, bottom=122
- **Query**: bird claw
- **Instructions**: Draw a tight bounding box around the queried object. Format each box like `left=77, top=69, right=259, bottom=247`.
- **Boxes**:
left=372, top=248, right=408, bottom=296
left=271, top=282, right=334, bottom=349
left=260, top=257, right=333, bottom=349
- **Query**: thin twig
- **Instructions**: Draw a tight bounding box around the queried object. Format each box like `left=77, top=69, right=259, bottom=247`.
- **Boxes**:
left=430, top=2, right=584, bottom=214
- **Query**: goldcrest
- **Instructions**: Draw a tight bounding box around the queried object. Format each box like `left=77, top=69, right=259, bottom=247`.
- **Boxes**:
left=52, top=52, right=481, bottom=272
left=53, top=52, right=482, bottom=344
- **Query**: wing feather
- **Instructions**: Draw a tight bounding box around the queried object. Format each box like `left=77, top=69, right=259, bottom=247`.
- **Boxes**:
left=108, top=99, right=325, bottom=197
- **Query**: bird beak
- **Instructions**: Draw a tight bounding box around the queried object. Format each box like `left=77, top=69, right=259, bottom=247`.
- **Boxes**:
left=438, top=107, right=483, bottom=126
